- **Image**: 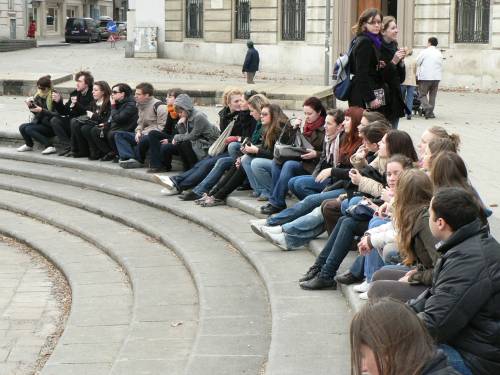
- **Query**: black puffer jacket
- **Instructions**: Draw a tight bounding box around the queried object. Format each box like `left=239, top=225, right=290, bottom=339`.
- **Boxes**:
left=409, top=219, right=500, bottom=375
left=421, top=350, right=461, bottom=375
left=108, top=95, right=138, bottom=132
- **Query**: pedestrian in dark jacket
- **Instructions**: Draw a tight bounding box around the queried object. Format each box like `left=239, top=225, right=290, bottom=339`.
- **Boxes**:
left=90, top=83, right=138, bottom=161
left=242, top=40, right=260, bottom=84
left=410, top=187, right=500, bottom=375
left=50, top=71, right=94, bottom=156
left=351, top=298, right=459, bottom=375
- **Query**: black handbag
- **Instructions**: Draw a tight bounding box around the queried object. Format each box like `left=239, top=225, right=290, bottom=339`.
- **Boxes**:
left=273, top=123, right=313, bottom=165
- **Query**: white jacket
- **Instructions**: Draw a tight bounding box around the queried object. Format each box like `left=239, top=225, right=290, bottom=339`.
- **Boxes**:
left=416, top=46, right=443, bottom=81
left=367, top=221, right=398, bottom=262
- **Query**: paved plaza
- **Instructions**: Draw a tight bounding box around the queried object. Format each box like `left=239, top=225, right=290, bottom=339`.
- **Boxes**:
left=0, top=42, right=498, bottom=374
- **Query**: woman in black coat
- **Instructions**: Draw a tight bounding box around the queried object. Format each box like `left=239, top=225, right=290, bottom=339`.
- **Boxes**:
left=348, top=8, right=385, bottom=112
left=379, top=16, right=408, bottom=128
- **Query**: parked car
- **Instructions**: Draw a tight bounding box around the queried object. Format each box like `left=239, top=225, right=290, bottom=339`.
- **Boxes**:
left=116, top=22, right=127, bottom=36
left=65, top=18, right=100, bottom=43
left=98, top=19, right=112, bottom=40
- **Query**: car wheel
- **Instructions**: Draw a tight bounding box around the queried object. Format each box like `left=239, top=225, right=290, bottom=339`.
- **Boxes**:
left=65, top=38, right=70, bottom=43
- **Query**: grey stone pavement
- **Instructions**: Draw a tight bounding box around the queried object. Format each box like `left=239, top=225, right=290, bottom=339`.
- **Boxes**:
left=0, top=236, right=67, bottom=375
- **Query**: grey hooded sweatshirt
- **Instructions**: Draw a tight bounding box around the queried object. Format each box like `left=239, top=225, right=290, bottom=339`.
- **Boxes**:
left=173, top=94, right=220, bottom=160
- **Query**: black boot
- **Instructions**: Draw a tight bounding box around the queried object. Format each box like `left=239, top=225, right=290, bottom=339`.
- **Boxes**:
left=335, top=271, right=363, bottom=285
left=299, top=265, right=321, bottom=282
left=299, top=275, right=337, bottom=290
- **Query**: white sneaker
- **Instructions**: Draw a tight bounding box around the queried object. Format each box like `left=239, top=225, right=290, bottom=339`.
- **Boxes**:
left=17, top=144, right=33, bottom=152
left=41, top=146, right=57, bottom=155
left=358, top=291, right=368, bottom=300
left=160, top=187, right=179, bottom=196
left=249, top=219, right=268, bottom=238
left=353, top=280, right=369, bottom=293
left=261, top=225, right=283, bottom=235
left=263, top=231, right=289, bottom=251
left=153, top=174, right=175, bottom=189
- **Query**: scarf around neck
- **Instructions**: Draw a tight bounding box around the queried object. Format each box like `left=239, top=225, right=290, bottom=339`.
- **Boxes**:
left=303, top=115, right=325, bottom=137
left=36, top=88, right=53, bottom=111
left=363, top=31, right=382, bottom=49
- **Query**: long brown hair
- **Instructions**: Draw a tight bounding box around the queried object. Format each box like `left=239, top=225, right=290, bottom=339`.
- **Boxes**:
left=393, top=169, right=433, bottom=265
left=350, top=298, right=435, bottom=375
left=352, top=8, right=383, bottom=35
left=262, top=103, right=288, bottom=149
left=427, top=126, right=461, bottom=151
left=94, top=81, right=111, bottom=109
left=427, top=138, right=457, bottom=168
left=340, top=106, right=364, bottom=160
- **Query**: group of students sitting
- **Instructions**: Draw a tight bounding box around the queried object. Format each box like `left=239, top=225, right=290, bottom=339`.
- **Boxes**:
left=17, top=73, right=499, bottom=375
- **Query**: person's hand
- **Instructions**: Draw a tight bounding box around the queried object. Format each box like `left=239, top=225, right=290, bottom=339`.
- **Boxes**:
left=98, top=123, right=105, bottom=128
left=235, top=157, right=241, bottom=169
left=172, top=138, right=177, bottom=145
left=315, top=167, right=332, bottom=183
left=369, top=98, right=382, bottom=109
left=392, top=49, right=406, bottom=64
left=225, top=136, right=240, bottom=144
left=160, top=138, right=169, bottom=145
left=52, top=92, right=62, bottom=102
left=244, top=144, right=259, bottom=154
left=290, top=117, right=302, bottom=129
left=301, top=149, right=317, bottom=160
left=358, top=235, right=371, bottom=255
left=110, top=96, right=116, bottom=105
left=398, top=269, right=417, bottom=283
left=349, top=168, right=362, bottom=185
left=381, top=188, right=394, bottom=203
left=70, top=96, right=77, bottom=107
left=354, top=144, right=367, bottom=159
left=86, top=110, right=93, bottom=118
left=177, top=117, right=186, bottom=125
left=378, top=61, right=387, bottom=69
left=30, top=105, right=43, bottom=113
left=375, top=202, right=389, bottom=218
left=135, top=132, right=142, bottom=143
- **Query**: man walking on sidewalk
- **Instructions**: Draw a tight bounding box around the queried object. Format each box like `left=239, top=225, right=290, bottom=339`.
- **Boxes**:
left=242, top=40, right=260, bottom=84
left=416, top=37, right=443, bottom=119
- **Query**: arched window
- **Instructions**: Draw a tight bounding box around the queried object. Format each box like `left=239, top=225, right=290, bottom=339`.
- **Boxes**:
left=455, top=0, right=490, bottom=43
left=282, top=0, right=305, bottom=41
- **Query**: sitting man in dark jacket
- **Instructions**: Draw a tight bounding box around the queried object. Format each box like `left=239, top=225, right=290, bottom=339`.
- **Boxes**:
left=409, top=187, right=500, bottom=375
left=50, top=71, right=94, bottom=156
left=242, top=40, right=260, bottom=84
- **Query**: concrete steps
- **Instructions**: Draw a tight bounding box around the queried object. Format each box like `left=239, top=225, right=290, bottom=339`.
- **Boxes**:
left=0, top=150, right=353, bottom=375
left=0, top=209, right=132, bottom=375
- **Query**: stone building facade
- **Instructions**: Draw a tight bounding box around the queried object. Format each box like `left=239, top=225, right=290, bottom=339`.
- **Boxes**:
left=0, top=0, right=113, bottom=39
left=133, top=0, right=500, bottom=90
left=0, top=0, right=27, bottom=39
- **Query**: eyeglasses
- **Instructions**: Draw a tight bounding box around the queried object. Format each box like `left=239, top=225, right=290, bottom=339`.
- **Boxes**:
left=38, top=86, right=48, bottom=90
left=112, top=90, right=121, bottom=94
left=367, top=20, right=382, bottom=25
left=260, top=112, right=270, bottom=117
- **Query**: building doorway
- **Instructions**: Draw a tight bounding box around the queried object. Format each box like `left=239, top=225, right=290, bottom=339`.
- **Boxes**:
left=357, top=0, right=397, bottom=17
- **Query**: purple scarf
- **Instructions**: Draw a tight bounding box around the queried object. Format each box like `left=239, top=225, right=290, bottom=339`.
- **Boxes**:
left=363, top=31, right=382, bottom=50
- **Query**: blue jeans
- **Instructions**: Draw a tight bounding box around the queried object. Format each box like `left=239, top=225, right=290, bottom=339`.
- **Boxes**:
left=171, top=153, right=228, bottom=191
left=401, top=85, right=416, bottom=115
left=439, top=345, right=473, bottom=375
left=316, top=215, right=368, bottom=279
left=19, top=122, right=54, bottom=148
left=227, top=141, right=241, bottom=159
left=288, top=175, right=329, bottom=200
left=250, top=157, right=273, bottom=198
left=269, top=160, right=308, bottom=208
left=192, top=155, right=234, bottom=196
left=283, top=206, right=325, bottom=249
left=114, top=131, right=150, bottom=161
left=364, top=216, right=390, bottom=282
left=267, top=188, right=345, bottom=226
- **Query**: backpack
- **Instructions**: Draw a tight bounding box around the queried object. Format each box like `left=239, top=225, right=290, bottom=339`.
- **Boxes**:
left=332, top=37, right=362, bottom=101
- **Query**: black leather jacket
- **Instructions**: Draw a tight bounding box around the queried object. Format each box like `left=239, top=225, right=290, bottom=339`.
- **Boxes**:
left=409, top=219, right=500, bottom=375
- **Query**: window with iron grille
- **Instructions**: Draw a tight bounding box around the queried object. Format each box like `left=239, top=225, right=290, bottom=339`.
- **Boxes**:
left=186, top=0, right=203, bottom=38
left=455, top=0, right=490, bottom=43
left=235, top=0, right=250, bottom=40
left=281, top=0, right=305, bottom=41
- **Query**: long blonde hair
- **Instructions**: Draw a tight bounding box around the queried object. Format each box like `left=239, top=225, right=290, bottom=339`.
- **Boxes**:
left=393, top=169, right=433, bottom=265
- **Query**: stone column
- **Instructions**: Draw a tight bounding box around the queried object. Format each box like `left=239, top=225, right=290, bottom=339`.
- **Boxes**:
left=332, top=0, right=356, bottom=59
left=397, top=0, right=414, bottom=49
left=38, top=0, right=47, bottom=37
left=61, top=0, right=67, bottom=35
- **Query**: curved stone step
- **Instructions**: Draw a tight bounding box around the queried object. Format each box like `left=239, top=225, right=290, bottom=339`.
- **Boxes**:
left=0, top=209, right=132, bottom=375
left=0, top=174, right=271, bottom=375
left=0, top=155, right=352, bottom=375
